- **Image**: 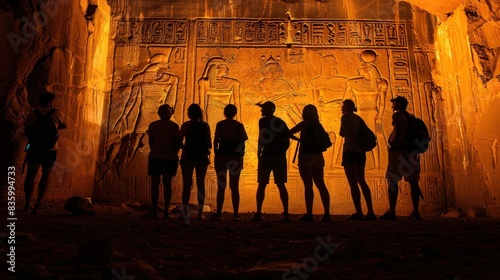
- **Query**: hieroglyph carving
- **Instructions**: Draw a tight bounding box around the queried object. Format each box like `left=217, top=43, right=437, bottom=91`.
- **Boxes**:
left=195, top=20, right=407, bottom=47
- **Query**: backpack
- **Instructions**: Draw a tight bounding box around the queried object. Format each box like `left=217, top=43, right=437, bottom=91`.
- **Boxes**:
left=359, top=119, right=377, bottom=152
left=406, top=113, right=431, bottom=154
left=25, top=109, right=59, bottom=151
left=184, top=121, right=210, bottom=160
left=315, top=123, right=332, bottom=152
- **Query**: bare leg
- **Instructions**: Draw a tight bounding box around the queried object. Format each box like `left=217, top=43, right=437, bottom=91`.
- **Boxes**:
left=409, top=180, right=420, bottom=212
left=195, top=164, right=208, bottom=214
left=255, top=182, right=267, bottom=214
left=276, top=182, right=289, bottom=215
left=388, top=180, right=399, bottom=214
left=229, top=173, right=241, bottom=215
left=311, top=166, right=330, bottom=215
left=162, top=175, right=174, bottom=214
left=181, top=162, right=195, bottom=216
left=23, top=163, right=40, bottom=210
left=150, top=175, right=161, bottom=215
left=356, top=166, right=374, bottom=214
left=299, top=166, right=314, bottom=215
left=344, top=164, right=362, bottom=214
left=215, top=169, right=227, bottom=214
left=33, top=166, right=53, bottom=213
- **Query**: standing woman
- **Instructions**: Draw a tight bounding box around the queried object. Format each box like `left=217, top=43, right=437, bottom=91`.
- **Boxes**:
left=289, top=104, right=332, bottom=222
left=180, top=104, right=212, bottom=220
left=210, top=104, right=248, bottom=221
left=339, top=99, right=376, bottom=220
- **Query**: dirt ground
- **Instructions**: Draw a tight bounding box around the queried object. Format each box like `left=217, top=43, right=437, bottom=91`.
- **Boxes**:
left=1, top=202, right=500, bottom=280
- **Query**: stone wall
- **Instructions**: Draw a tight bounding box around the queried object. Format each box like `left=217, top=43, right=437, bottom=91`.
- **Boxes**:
left=428, top=0, right=500, bottom=217
left=94, top=0, right=446, bottom=215
left=0, top=0, right=111, bottom=206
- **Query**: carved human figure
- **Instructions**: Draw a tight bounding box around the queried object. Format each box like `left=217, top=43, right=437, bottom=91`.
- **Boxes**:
left=311, top=54, right=349, bottom=168
left=257, top=55, right=303, bottom=168
left=198, top=58, right=241, bottom=131
left=257, top=55, right=302, bottom=126
left=112, top=53, right=179, bottom=169
left=344, top=62, right=388, bottom=170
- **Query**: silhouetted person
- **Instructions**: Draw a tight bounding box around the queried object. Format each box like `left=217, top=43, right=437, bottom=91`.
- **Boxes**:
left=380, top=96, right=421, bottom=221
left=339, top=99, right=376, bottom=221
left=143, top=104, right=181, bottom=219
left=23, top=92, right=67, bottom=214
left=289, top=104, right=332, bottom=222
left=251, top=101, right=291, bottom=222
left=210, top=104, right=248, bottom=221
left=179, top=104, right=212, bottom=220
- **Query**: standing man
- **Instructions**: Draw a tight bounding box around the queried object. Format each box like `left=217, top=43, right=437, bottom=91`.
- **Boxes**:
left=24, top=92, right=68, bottom=214
left=251, top=101, right=291, bottom=222
left=380, top=96, right=422, bottom=221
left=144, top=104, right=181, bottom=219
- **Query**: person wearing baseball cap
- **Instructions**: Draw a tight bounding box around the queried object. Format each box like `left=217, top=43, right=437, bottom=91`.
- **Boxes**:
left=251, top=101, right=291, bottom=222
left=380, top=96, right=422, bottom=221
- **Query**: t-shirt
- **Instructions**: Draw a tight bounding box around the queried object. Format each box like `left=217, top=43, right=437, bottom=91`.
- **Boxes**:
left=214, top=119, right=248, bottom=156
left=339, top=112, right=362, bottom=153
left=258, top=116, right=290, bottom=156
left=24, top=107, right=67, bottom=150
left=180, top=120, right=212, bottom=161
left=290, top=121, right=327, bottom=154
left=147, top=119, right=181, bottom=160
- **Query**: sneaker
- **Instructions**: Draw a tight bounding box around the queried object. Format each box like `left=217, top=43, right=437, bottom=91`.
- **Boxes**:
left=210, top=213, right=223, bottom=221
left=346, top=213, right=364, bottom=220
left=379, top=211, right=397, bottom=221
left=365, top=212, right=377, bottom=221
left=232, top=215, right=242, bottom=222
left=320, top=214, right=332, bottom=222
left=298, top=214, right=314, bottom=222
left=197, top=213, right=205, bottom=220
left=250, top=212, right=263, bottom=222
left=283, top=214, right=291, bottom=222
left=408, top=211, right=421, bottom=220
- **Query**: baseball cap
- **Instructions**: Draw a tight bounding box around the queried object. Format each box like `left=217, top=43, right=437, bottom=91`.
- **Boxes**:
left=256, top=101, right=276, bottom=112
left=390, top=96, right=408, bottom=106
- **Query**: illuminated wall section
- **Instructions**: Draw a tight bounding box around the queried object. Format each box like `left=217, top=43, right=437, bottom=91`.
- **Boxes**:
left=435, top=5, right=500, bottom=217
left=95, top=0, right=444, bottom=215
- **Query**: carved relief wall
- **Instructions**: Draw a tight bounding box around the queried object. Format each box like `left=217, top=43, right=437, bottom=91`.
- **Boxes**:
left=96, top=14, right=444, bottom=215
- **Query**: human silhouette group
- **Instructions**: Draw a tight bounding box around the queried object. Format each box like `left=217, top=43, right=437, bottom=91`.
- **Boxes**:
left=23, top=91, right=423, bottom=222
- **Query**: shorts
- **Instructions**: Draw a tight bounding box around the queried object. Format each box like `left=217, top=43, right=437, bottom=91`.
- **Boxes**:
left=215, top=154, right=243, bottom=175
left=258, top=154, right=287, bottom=184
left=341, top=151, right=366, bottom=167
left=148, top=157, right=178, bottom=176
left=26, top=150, right=57, bottom=168
left=298, top=153, right=325, bottom=168
left=385, top=151, right=420, bottom=182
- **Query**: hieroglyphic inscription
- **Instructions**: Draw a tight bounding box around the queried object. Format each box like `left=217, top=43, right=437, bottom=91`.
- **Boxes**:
left=195, top=20, right=407, bottom=47
left=116, top=19, right=407, bottom=48
left=116, top=20, right=189, bottom=45
left=389, top=49, right=412, bottom=106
